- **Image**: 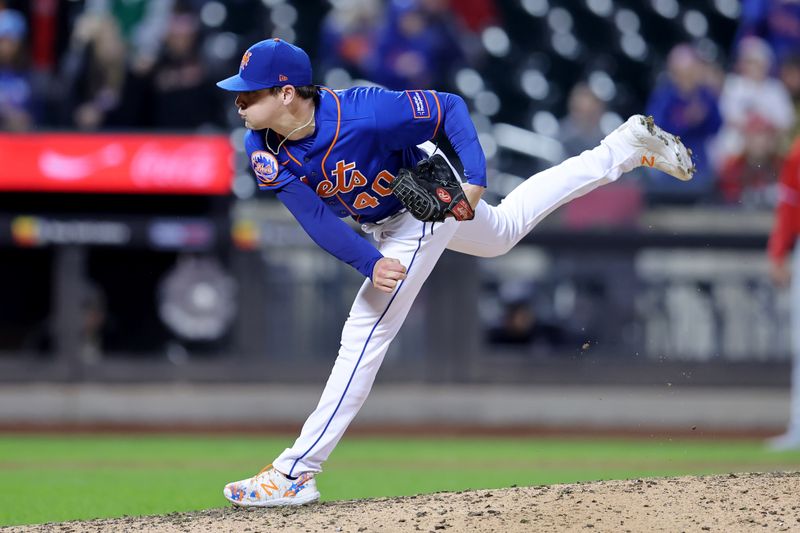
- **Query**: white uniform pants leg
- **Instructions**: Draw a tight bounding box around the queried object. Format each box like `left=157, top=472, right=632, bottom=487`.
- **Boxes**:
left=273, top=214, right=460, bottom=476
left=769, top=245, right=800, bottom=449
left=788, top=246, right=800, bottom=433
left=447, top=129, right=640, bottom=257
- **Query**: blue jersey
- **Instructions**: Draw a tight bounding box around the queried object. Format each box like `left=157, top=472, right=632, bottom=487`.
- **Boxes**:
left=244, top=86, right=486, bottom=279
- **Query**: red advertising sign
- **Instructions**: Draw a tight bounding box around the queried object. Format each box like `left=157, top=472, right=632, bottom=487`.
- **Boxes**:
left=0, top=133, right=234, bottom=195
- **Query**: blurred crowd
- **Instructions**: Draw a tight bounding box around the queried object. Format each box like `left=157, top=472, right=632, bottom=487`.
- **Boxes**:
left=2, top=0, right=800, bottom=210
left=0, top=0, right=494, bottom=133
left=555, top=0, right=800, bottom=210
left=640, top=34, right=799, bottom=208
left=0, top=0, right=226, bottom=131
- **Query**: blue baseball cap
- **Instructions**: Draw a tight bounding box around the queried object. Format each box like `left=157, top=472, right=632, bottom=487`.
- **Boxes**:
left=217, top=38, right=312, bottom=92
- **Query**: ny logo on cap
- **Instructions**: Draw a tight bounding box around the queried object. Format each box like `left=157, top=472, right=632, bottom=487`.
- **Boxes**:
left=240, top=51, right=252, bottom=72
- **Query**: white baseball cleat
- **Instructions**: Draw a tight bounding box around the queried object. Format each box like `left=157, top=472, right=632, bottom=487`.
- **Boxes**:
left=616, top=114, right=696, bottom=181
left=223, top=464, right=320, bottom=507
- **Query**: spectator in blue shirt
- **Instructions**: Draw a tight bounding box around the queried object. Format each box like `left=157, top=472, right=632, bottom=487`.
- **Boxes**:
left=646, top=44, right=722, bottom=203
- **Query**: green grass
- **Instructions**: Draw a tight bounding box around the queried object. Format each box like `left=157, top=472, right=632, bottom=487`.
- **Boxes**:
left=2, top=434, right=800, bottom=526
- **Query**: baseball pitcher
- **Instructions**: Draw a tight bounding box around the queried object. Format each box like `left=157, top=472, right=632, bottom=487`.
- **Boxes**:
left=216, top=38, right=694, bottom=506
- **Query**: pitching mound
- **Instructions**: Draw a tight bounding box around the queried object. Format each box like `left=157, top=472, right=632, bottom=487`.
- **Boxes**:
left=10, top=472, right=800, bottom=532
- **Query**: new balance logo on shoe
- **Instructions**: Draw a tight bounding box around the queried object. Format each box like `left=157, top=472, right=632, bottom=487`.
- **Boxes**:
left=260, top=479, right=279, bottom=496
left=641, top=155, right=655, bottom=167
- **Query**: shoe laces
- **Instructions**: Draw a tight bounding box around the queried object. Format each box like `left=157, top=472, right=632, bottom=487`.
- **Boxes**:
left=256, top=464, right=293, bottom=480
left=255, top=463, right=308, bottom=483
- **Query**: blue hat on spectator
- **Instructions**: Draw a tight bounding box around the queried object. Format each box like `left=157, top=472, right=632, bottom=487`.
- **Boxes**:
left=217, top=39, right=312, bottom=92
left=0, top=9, right=26, bottom=40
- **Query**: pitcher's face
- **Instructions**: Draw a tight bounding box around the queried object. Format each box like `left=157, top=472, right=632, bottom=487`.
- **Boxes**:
left=235, top=88, right=284, bottom=130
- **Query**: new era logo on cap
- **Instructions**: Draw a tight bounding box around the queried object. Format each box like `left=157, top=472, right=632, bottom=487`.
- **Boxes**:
left=217, top=39, right=312, bottom=92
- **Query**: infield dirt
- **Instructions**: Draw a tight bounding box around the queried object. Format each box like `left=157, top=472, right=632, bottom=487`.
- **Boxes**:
left=6, top=472, right=800, bottom=532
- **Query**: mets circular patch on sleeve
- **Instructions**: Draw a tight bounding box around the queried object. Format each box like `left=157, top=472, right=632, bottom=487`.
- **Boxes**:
left=250, top=150, right=280, bottom=185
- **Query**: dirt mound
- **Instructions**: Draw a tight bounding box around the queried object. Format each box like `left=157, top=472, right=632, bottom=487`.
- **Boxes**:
left=8, top=472, right=800, bottom=532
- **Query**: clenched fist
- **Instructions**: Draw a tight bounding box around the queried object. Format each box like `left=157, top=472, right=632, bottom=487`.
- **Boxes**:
left=372, top=257, right=407, bottom=293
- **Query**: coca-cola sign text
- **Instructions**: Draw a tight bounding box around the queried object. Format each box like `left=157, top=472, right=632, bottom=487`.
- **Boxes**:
left=0, top=134, right=233, bottom=195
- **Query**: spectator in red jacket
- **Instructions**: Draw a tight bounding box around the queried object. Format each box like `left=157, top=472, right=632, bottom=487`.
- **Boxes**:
left=766, top=135, right=800, bottom=450
left=718, top=116, right=783, bottom=208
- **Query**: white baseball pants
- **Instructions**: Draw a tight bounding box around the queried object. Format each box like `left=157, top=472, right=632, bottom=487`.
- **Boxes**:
left=273, top=127, right=642, bottom=476
left=786, top=243, right=800, bottom=433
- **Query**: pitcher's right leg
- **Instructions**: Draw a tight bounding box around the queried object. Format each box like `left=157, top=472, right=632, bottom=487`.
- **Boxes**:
left=273, top=214, right=460, bottom=474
